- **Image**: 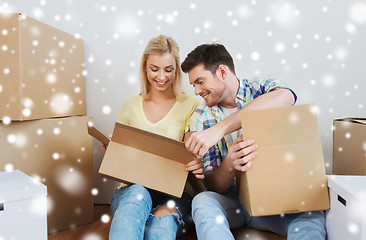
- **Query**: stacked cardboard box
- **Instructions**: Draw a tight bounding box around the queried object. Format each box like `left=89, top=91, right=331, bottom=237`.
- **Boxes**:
left=327, top=119, right=366, bottom=238
left=333, top=118, right=366, bottom=175
left=0, top=13, right=93, bottom=234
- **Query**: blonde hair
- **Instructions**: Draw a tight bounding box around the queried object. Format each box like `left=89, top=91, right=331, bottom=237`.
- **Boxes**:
left=140, top=35, right=182, bottom=99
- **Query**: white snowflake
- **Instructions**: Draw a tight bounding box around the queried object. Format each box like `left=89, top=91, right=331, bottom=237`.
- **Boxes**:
left=2, top=116, right=11, bottom=125
left=236, top=4, right=254, bottom=18
left=4, top=163, right=14, bottom=172
left=50, top=93, right=72, bottom=115
left=91, top=188, right=99, bottom=196
left=274, top=42, right=286, bottom=53
left=55, top=166, right=87, bottom=196
left=251, top=51, right=260, bottom=61
left=52, top=152, right=60, bottom=160
left=215, top=215, right=224, bottom=224
left=271, top=3, right=299, bottom=29
left=322, top=74, right=336, bottom=87
left=347, top=222, right=360, bottom=235
left=101, top=214, right=110, bottom=223
left=32, top=7, right=44, bottom=18
left=349, top=2, right=366, bottom=24
left=82, top=233, right=103, bottom=240
left=102, top=105, right=111, bottom=115
left=167, top=200, right=176, bottom=209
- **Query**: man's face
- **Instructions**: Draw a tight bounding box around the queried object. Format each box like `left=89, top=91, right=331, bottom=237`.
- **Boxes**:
left=188, top=64, right=225, bottom=107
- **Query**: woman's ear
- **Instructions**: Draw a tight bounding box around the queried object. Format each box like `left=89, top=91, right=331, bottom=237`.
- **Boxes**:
left=216, top=65, right=228, bottom=81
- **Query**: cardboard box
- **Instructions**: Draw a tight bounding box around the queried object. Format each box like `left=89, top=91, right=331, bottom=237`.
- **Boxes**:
left=0, top=116, right=93, bottom=233
left=0, top=170, right=47, bottom=239
left=333, top=118, right=366, bottom=175
left=98, top=122, right=194, bottom=198
left=237, top=104, right=330, bottom=216
left=326, top=175, right=366, bottom=240
left=0, top=13, right=86, bottom=121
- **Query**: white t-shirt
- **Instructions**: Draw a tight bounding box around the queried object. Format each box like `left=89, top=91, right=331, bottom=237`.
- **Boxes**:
left=220, top=105, right=243, bottom=141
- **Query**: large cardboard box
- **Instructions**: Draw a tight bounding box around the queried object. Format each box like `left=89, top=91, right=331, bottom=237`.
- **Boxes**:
left=333, top=118, right=366, bottom=175
left=0, top=170, right=47, bottom=239
left=0, top=13, right=86, bottom=121
left=326, top=175, right=366, bottom=240
left=0, top=116, right=93, bottom=233
left=98, top=122, right=194, bottom=198
left=237, top=104, right=330, bottom=216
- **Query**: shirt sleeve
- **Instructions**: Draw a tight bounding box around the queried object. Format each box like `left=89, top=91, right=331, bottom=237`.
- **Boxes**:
left=189, top=104, right=221, bottom=176
left=116, top=100, right=130, bottom=124
left=248, top=76, right=297, bottom=103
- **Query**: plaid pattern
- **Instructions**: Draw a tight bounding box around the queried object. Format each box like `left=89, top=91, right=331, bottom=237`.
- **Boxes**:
left=190, top=76, right=296, bottom=175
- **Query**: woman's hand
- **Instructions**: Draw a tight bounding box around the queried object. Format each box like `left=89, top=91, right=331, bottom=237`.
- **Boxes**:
left=185, top=157, right=205, bottom=179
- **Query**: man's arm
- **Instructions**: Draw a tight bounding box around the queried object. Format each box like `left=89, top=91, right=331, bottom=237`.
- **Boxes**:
left=186, top=88, right=295, bottom=156
left=205, top=137, right=258, bottom=193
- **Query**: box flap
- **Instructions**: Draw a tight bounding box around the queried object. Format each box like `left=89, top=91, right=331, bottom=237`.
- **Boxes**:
left=86, top=122, right=110, bottom=146
left=334, top=118, right=366, bottom=125
left=111, top=122, right=192, bottom=164
left=241, top=104, right=320, bottom=147
left=0, top=170, right=47, bottom=203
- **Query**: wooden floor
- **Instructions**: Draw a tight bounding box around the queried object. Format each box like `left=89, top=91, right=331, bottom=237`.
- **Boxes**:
left=48, top=204, right=112, bottom=240
left=48, top=204, right=286, bottom=240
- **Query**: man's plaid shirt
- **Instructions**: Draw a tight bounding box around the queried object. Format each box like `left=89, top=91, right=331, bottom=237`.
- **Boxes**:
left=189, top=76, right=296, bottom=176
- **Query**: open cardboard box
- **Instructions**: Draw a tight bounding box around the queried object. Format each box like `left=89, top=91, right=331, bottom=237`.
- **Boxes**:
left=88, top=122, right=195, bottom=198
left=333, top=118, right=366, bottom=175
left=237, top=104, right=330, bottom=216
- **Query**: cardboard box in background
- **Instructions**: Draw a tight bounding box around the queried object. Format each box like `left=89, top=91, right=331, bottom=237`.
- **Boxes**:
left=0, top=116, right=93, bottom=234
left=99, top=122, right=193, bottom=198
left=237, top=104, right=330, bottom=216
left=333, top=118, right=366, bottom=175
left=0, top=170, right=48, bottom=239
left=326, top=175, right=366, bottom=240
left=0, top=13, right=86, bottom=121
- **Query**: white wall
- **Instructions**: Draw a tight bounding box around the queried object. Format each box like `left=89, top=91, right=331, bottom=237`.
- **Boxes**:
left=2, top=0, right=366, bottom=203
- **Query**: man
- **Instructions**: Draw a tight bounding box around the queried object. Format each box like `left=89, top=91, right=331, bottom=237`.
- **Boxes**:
left=181, top=43, right=326, bottom=240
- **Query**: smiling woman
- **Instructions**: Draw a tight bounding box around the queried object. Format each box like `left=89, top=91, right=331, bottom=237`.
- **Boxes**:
left=102, top=35, right=204, bottom=240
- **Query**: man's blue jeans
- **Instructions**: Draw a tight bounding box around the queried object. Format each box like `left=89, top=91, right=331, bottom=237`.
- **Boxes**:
left=109, top=184, right=192, bottom=240
left=192, top=184, right=326, bottom=240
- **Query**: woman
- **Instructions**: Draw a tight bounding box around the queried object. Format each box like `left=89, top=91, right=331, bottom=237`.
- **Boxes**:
left=107, top=35, right=204, bottom=240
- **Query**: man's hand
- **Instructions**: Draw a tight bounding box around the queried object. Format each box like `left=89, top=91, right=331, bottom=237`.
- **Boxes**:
left=185, top=125, right=226, bottom=157
left=224, top=136, right=258, bottom=172
left=185, top=157, right=205, bottom=179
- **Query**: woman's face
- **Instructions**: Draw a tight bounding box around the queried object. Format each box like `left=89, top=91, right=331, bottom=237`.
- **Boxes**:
left=145, top=52, right=176, bottom=94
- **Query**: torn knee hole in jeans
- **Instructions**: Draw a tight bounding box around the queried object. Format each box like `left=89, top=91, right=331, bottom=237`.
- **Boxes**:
left=150, top=212, right=184, bottom=225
